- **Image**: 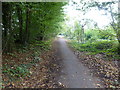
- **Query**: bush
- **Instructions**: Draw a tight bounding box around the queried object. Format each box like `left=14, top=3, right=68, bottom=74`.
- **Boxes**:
left=85, top=29, right=99, bottom=42
left=92, top=41, right=113, bottom=50
left=69, top=40, right=118, bottom=55
left=34, top=40, right=51, bottom=51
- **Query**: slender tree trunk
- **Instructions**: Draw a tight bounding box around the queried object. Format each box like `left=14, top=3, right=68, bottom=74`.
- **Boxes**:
left=2, top=3, right=9, bottom=38
left=81, top=24, right=85, bottom=43
left=16, top=5, right=23, bottom=44
left=78, top=30, right=80, bottom=43
left=25, top=4, right=30, bottom=45
left=7, top=4, right=12, bottom=52
left=109, top=4, right=120, bottom=52
left=2, top=3, right=8, bottom=52
left=2, top=3, right=12, bottom=52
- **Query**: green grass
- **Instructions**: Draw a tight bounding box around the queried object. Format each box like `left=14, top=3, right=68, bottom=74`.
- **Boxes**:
left=69, top=40, right=119, bottom=56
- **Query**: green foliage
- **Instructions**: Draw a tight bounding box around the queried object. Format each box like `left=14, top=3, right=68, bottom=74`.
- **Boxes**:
left=2, top=2, right=66, bottom=53
left=32, top=57, right=42, bottom=63
left=98, top=28, right=116, bottom=40
left=3, top=64, right=30, bottom=80
left=2, top=42, right=44, bottom=81
left=7, top=53, right=17, bottom=58
left=34, top=40, right=52, bottom=51
left=3, top=56, right=42, bottom=81
left=64, top=30, right=74, bottom=39
left=31, top=51, right=40, bottom=57
left=84, top=28, right=116, bottom=43
left=92, top=41, right=113, bottom=50
left=69, top=40, right=119, bottom=55
left=85, top=29, right=99, bottom=42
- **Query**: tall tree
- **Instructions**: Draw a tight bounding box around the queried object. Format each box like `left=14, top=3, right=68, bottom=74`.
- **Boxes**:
left=16, top=3, right=23, bottom=44
left=2, top=2, right=66, bottom=53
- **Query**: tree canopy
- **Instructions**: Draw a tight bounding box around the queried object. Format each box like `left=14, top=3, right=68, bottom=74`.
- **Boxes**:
left=2, top=2, right=66, bottom=53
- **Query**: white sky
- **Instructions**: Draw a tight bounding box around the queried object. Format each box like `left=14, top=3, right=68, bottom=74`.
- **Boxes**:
left=63, top=0, right=118, bottom=29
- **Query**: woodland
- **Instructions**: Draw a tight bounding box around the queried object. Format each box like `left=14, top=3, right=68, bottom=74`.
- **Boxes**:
left=2, top=1, right=120, bottom=88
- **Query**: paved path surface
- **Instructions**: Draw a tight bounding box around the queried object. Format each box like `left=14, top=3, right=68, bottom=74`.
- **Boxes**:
left=56, top=38, right=99, bottom=88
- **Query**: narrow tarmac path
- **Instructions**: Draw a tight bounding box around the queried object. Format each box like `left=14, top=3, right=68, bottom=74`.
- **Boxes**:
left=56, top=38, right=100, bottom=88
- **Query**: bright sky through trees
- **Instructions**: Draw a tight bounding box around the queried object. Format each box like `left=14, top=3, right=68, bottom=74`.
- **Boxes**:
left=63, top=0, right=118, bottom=29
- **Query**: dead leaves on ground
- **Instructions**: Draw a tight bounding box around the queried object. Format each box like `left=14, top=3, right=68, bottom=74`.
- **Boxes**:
left=74, top=51, right=120, bottom=88
left=3, top=49, right=65, bottom=88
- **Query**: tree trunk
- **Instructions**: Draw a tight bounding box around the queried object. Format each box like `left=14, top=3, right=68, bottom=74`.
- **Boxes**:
left=16, top=4, right=23, bottom=44
left=8, top=4, right=12, bottom=52
left=25, top=4, right=30, bottom=45
left=2, top=3, right=12, bottom=52
left=81, top=25, right=85, bottom=43
left=2, top=3, right=9, bottom=38
left=109, top=4, right=120, bottom=53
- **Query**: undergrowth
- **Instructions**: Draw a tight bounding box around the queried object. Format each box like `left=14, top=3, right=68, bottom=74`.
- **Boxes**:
left=2, top=39, right=52, bottom=85
left=69, top=40, right=120, bottom=59
left=2, top=55, right=42, bottom=82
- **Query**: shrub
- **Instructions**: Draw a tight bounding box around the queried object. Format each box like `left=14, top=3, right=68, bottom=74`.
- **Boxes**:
left=92, top=41, right=113, bottom=50
left=69, top=40, right=118, bottom=55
